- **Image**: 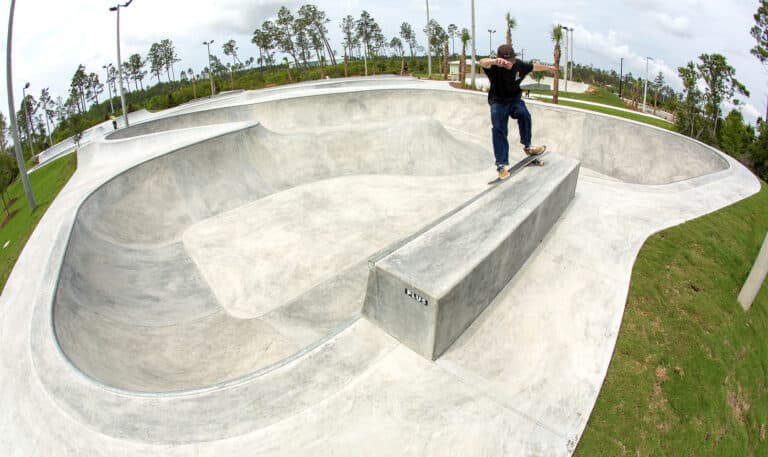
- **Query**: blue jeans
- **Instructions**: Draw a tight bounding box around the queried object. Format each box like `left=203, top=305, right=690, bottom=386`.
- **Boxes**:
left=490, top=100, right=532, bottom=166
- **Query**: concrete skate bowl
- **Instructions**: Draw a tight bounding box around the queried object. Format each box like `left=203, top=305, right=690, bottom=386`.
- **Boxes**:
left=52, top=88, right=730, bottom=396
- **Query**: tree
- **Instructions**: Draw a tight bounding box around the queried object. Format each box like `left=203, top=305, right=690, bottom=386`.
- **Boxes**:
left=298, top=4, right=336, bottom=65
left=551, top=25, right=563, bottom=104
left=160, top=39, right=180, bottom=82
left=459, top=28, right=470, bottom=83
left=148, top=42, right=164, bottom=83
left=697, top=53, right=749, bottom=138
left=750, top=120, right=768, bottom=180
left=390, top=37, right=404, bottom=57
left=356, top=11, right=380, bottom=74
left=0, top=152, right=17, bottom=217
left=506, top=13, right=517, bottom=47
left=252, top=24, right=276, bottom=68
left=127, top=54, right=146, bottom=91
left=223, top=39, right=242, bottom=67
left=87, top=73, right=103, bottom=105
left=69, top=65, right=88, bottom=113
left=719, top=109, right=755, bottom=159
left=751, top=0, right=768, bottom=118
left=676, top=61, right=703, bottom=138
left=38, top=88, right=54, bottom=145
left=447, top=24, right=458, bottom=56
left=341, top=15, right=358, bottom=59
left=424, top=19, right=447, bottom=62
left=400, top=22, right=417, bottom=61
left=653, top=71, right=664, bottom=113
left=0, top=112, right=9, bottom=153
left=275, top=6, right=301, bottom=68
left=751, top=0, right=768, bottom=64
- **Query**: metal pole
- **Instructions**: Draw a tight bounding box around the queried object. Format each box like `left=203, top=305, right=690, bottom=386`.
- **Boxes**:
left=619, top=57, right=623, bottom=98
left=21, top=83, right=34, bottom=156
left=470, top=0, right=476, bottom=87
left=5, top=0, right=36, bottom=210
left=204, top=41, right=215, bottom=96
left=114, top=6, right=129, bottom=127
left=571, top=27, right=575, bottom=80
left=562, top=26, right=570, bottom=93
left=426, top=0, right=431, bottom=78
left=487, top=29, right=495, bottom=55
left=103, top=65, right=115, bottom=114
left=643, top=56, right=653, bottom=113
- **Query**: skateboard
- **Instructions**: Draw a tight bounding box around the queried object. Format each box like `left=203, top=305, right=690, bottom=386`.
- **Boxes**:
left=487, top=149, right=548, bottom=185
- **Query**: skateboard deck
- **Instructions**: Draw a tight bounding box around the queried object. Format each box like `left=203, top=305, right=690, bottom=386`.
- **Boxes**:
left=487, top=150, right=548, bottom=185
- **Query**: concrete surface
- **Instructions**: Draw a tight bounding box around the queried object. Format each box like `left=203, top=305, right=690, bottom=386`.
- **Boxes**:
left=0, top=76, right=760, bottom=456
left=738, top=232, right=768, bottom=310
left=364, top=154, right=579, bottom=359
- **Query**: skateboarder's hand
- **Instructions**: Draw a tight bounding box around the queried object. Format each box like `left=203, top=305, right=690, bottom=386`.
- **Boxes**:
left=495, top=58, right=513, bottom=69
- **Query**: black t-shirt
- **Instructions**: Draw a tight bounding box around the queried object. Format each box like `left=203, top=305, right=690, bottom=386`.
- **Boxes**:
left=483, top=60, right=534, bottom=104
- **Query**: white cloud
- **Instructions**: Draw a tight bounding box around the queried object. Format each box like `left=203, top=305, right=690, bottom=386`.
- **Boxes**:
left=655, top=13, right=692, bottom=38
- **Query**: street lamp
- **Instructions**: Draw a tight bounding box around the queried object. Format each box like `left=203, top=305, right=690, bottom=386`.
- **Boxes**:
left=619, top=57, right=624, bottom=98
left=203, top=40, right=215, bottom=96
left=425, top=0, right=431, bottom=78
left=562, top=26, right=571, bottom=92
left=470, top=0, right=476, bottom=87
left=487, top=29, right=496, bottom=55
left=102, top=64, right=115, bottom=115
left=21, top=82, right=34, bottom=156
left=643, top=56, right=654, bottom=113
left=5, top=0, right=36, bottom=209
left=569, top=27, right=575, bottom=80
left=109, top=0, right=132, bottom=128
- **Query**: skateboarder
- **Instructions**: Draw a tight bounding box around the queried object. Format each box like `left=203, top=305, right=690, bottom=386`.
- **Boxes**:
left=480, top=45, right=557, bottom=180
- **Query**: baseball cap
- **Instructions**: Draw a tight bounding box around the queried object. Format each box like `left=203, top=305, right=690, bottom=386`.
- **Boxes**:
left=497, top=45, right=516, bottom=59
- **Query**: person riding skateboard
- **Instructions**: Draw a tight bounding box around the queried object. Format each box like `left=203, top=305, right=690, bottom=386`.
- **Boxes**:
left=480, top=45, right=557, bottom=180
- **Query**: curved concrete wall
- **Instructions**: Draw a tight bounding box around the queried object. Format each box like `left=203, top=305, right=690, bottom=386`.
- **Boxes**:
left=105, top=89, right=728, bottom=185
left=54, top=116, right=489, bottom=393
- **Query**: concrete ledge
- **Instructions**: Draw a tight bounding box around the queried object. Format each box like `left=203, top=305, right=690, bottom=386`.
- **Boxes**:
left=363, top=154, right=580, bottom=359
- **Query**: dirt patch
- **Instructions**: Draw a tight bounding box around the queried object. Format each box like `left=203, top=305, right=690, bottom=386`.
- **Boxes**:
left=654, top=366, right=668, bottom=395
left=760, top=423, right=766, bottom=441
left=727, top=383, right=750, bottom=423
left=0, top=209, right=19, bottom=229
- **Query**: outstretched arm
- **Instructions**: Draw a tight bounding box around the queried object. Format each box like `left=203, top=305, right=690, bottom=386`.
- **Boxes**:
left=479, top=57, right=513, bottom=70
left=533, top=62, right=557, bottom=74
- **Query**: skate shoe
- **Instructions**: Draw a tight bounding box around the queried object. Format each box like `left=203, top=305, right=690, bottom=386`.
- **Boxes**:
left=524, top=145, right=546, bottom=155
left=496, top=164, right=510, bottom=180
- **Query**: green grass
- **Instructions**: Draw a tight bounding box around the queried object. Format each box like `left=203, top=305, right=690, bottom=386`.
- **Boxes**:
left=576, top=181, right=768, bottom=456
left=531, top=86, right=627, bottom=108
left=556, top=100, right=674, bottom=130
left=0, top=153, right=78, bottom=292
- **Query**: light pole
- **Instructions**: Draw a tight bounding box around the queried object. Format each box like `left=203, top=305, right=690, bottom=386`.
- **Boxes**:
left=109, top=0, right=132, bottom=128
left=562, top=26, right=571, bottom=93
left=569, top=28, right=575, bottom=80
left=619, top=57, right=624, bottom=98
left=425, top=0, right=431, bottom=78
left=470, top=0, right=476, bottom=87
left=5, top=0, right=36, bottom=209
left=21, top=82, right=34, bottom=156
left=102, top=64, right=115, bottom=115
left=203, top=40, right=215, bottom=96
left=487, top=29, right=496, bottom=55
left=643, top=56, right=654, bottom=113
left=520, top=49, right=525, bottom=61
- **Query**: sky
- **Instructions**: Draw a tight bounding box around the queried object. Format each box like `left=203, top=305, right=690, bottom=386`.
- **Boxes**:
left=0, top=0, right=766, bottom=126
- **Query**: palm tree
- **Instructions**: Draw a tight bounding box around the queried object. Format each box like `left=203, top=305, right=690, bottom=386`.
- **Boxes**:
left=551, top=25, right=563, bottom=104
left=506, top=13, right=517, bottom=47
left=460, top=28, right=470, bottom=84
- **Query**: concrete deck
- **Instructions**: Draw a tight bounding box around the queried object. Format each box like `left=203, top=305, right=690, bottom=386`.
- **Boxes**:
left=0, top=76, right=760, bottom=456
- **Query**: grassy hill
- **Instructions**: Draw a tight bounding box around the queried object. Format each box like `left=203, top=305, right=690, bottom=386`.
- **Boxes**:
left=576, top=181, right=768, bottom=456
